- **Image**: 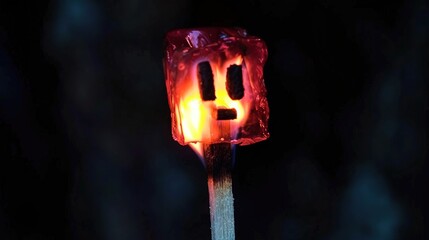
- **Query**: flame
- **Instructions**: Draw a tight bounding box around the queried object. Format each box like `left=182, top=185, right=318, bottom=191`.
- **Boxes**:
left=176, top=56, right=252, bottom=157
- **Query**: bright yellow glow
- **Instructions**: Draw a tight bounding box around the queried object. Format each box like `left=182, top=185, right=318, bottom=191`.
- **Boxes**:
left=176, top=56, right=252, bottom=157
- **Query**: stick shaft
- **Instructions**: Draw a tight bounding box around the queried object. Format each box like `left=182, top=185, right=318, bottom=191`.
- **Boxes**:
left=204, top=143, right=235, bottom=240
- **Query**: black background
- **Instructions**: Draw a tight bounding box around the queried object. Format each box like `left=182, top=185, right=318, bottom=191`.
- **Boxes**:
left=0, top=0, right=428, bottom=239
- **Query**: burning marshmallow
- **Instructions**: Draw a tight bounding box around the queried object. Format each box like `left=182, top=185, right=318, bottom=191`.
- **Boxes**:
left=163, top=27, right=270, bottom=152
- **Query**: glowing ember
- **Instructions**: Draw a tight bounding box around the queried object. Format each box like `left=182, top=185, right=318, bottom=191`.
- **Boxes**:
left=163, top=27, right=269, bottom=157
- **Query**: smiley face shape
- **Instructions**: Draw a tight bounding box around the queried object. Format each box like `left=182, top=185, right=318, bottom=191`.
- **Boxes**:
left=164, top=27, right=270, bottom=146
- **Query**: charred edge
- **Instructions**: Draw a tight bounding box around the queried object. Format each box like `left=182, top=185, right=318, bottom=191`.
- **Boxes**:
left=197, top=61, right=216, bottom=101
left=226, top=64, right=244, bottom=100
left=217, top=108, right=237, bottom=120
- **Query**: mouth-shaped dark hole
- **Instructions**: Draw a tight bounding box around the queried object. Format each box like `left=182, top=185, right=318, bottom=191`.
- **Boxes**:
left=217, top=108, right=237, bottom=120
left=197, top=61, right=216, bottom=101
left=226, top=64, right=244, bottom=100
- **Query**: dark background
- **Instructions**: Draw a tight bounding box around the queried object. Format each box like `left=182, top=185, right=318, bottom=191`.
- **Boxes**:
left=0, top=0, right=428, bottom=239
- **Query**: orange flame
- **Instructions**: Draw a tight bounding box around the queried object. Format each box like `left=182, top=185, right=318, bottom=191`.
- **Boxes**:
left=175, top=55, right=252, bottom=157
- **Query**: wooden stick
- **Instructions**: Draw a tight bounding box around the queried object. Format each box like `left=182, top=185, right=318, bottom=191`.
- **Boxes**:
left=204, top=143, right=236, bottom=240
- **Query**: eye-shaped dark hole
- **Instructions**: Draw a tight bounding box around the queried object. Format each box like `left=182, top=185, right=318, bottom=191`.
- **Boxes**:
left=226, top=64, right=244, bottom=100
left=197, top=61, right=216, bottom=101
